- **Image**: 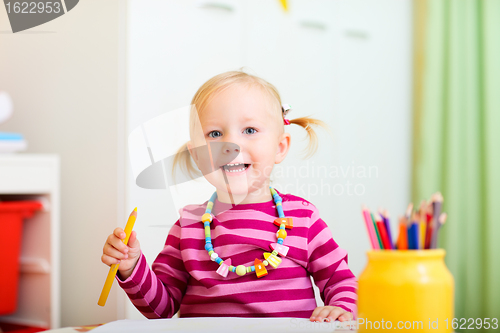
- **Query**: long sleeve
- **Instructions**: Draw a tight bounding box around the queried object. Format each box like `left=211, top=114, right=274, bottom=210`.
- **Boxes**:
left=116, top=220, right=190, bottom=319
left=306, top=208, right=358, bottom=318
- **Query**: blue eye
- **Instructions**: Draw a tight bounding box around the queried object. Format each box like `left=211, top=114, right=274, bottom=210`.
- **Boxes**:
left=244, top=128, right=257, bottom=135
left=208, top=130, right=222, bottom=138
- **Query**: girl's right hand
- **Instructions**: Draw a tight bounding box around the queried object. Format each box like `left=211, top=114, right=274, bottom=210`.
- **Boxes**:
left=101, top=228, right=141, bottom=280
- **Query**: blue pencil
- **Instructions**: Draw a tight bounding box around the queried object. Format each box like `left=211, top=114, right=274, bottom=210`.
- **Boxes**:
left=411, top=223, right=420, bottom=249
left=407, top=224, right=413, bottom=249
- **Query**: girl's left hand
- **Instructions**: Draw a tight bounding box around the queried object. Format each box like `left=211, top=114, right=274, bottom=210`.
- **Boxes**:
left=309, top=306, right=353, bottom=323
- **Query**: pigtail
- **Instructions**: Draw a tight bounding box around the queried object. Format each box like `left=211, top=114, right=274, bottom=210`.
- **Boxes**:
left=171, top=142, right=201, bottom=181
left=289, top=116, right=330, bottom=159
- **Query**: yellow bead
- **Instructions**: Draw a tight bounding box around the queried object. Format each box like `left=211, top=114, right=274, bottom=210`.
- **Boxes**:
left=235, top=265, right=247, bottom=276
left=202, top=213, right=212, bottom=222
left=272, top=250, right=278, bottom=256
left=263, top=260, right=269, bottom=266
left=277, top=229, right=287, bottom=239
left=208, top=250, right=214, bottom=256
left=263, top=252, right=282, bottom=268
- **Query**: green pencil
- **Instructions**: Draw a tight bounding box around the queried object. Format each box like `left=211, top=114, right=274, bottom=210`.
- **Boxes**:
left=370, top=212, right=384, bottom=249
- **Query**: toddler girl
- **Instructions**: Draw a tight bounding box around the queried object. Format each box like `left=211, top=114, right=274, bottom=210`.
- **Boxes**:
left=102, top=70, right=357, bottom=322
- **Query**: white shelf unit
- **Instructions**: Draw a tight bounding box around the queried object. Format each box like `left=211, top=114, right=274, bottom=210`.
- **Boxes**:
left=0, top=154, right=60, bottom=329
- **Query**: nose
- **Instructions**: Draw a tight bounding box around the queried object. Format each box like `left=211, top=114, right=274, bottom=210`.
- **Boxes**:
left=222, top=141, right=240, bottom=154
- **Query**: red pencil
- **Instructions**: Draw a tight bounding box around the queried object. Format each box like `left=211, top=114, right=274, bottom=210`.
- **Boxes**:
left=425, top=211, right=433, bottom=249
left=375, top=214, right=392, bottom=250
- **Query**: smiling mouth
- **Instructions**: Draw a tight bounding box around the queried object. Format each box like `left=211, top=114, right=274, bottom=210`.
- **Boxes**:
left=221, top=163, right=250, bottom=173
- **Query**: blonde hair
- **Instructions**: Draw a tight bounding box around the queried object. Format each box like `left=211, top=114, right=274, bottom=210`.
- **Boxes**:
left=172, top=69, right=328, bottom=179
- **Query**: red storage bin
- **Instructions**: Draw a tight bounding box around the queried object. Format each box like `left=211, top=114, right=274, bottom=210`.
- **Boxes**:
left=0, top=201, right=42, bottom=315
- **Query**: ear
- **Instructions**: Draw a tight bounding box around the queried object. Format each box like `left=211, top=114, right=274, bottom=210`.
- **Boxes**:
left=275, top=132, right=291, bottom=164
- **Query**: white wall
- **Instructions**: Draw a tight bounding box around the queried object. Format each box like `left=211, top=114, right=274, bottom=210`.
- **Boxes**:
left=0, top=0, right=126, bottom=327
left=126, top=0, right=412, bottom=319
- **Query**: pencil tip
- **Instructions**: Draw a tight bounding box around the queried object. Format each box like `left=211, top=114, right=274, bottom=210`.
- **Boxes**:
left=134, top=207, right=137, bottom=211
left=432, top=192, right=444, bottom=203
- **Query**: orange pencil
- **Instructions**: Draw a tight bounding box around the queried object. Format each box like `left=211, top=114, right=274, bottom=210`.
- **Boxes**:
left=397, top=216, right=408, bottom=250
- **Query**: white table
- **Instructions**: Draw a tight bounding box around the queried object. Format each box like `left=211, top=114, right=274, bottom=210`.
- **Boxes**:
left=45, top=318, right=356, bottom=333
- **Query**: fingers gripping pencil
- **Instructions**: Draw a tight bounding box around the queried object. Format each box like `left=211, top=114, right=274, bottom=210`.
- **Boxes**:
left=98, top=208, right=137, bottom=307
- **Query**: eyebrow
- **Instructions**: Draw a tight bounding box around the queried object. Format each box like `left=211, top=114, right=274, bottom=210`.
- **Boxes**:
left=203, top=115, right=268, bottom=126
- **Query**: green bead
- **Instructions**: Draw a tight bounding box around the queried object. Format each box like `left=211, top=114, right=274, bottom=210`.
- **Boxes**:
left=272, top=250, right=278, bottom=256
left=235, top=265, right=247, bottom=276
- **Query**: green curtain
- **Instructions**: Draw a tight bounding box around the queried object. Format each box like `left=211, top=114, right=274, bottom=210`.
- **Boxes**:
left=412, top=0, right=500, bottom=331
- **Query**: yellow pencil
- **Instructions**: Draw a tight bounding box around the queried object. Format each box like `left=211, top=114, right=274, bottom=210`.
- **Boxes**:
left=419, top=200, right=427, bottom=249
left=98, top=207, right=137, bottom=307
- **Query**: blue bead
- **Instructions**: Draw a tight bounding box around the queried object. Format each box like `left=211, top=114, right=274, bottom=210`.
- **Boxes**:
left=204, top=243, right=213, bottom=251
left=277, top=205, right=285, bottom=218
left=205, top=237, right=211, bottom=243
left=251, top=266, right=255, bottom=272
left=275, top=197, right=282, bottom=204
left=204, top=221, right=210, bottom=227
left=278, top=238, right=284, bottom=245
left=280, top=224, right=285, bottom=230
left=215, top=257, right=223, bottom=264
left=231, top=266, right=236, bottom=272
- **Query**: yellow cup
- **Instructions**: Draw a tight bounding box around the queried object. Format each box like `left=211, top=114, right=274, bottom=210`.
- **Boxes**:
left=357, top=250, right=454, bottom=333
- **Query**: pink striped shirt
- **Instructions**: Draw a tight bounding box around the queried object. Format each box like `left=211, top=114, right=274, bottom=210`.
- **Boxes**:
left=117, top=191, right=357, bottom=319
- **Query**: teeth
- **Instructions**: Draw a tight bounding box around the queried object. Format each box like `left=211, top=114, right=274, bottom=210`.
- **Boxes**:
left=223, top=163, right=249, bottom=173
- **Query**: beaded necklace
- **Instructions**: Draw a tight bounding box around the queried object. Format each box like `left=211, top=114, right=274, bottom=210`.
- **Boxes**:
left=202, top=187, right=293, bottom=278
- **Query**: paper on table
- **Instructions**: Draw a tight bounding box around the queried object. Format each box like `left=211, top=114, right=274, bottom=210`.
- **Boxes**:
left=91, top=317, right=357, bottom=333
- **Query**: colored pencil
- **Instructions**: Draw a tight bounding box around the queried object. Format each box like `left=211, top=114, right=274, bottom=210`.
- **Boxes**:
left=98, top=207, right=137, bottom=307
left=361, top=195, right=446, bottom=252
left=430, top=192, right=443, bottom=249
left=362, top=207, right=379, bottom=249
left=407, top=222, right=413, bottom=249
left=424, top=203, right=434, bottom=249
left=397, top=216, right=408, bottom=250
left=370, top=212, right=384, bottom=249
left=380, top=209, right=394, bottom=249
left=405, top=203, right=413, bottom=221
left=375, top=214, right=391, bottom=249
left=418, top=201, right=427, bottom=249
left=408, top=212, right=420, bottom=249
